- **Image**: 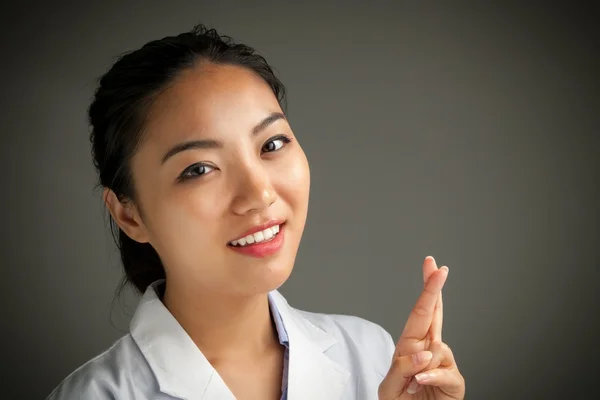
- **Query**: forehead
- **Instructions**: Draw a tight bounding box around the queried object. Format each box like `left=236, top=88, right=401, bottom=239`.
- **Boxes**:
left=142, top=63, right=281, bottom=145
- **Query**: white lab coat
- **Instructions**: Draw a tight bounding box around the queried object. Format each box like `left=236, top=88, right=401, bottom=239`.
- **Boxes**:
left=47, top=281, right=396, bottom=399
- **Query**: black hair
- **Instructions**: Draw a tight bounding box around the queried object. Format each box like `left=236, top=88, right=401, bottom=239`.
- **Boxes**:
left=89, top=24, right=286, bottom=295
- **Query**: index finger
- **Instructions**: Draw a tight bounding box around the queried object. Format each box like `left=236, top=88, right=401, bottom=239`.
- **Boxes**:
left=400, top=266, right=448, bottom=342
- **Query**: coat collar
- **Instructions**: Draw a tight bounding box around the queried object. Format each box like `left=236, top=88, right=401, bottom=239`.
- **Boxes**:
left=130, top=281, right=350, bottom=400
left=268, top=290, right=351, bottom=400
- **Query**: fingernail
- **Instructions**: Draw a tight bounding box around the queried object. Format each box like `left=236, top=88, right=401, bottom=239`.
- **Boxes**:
left=406, top=379, right=420, bottom=394
left=415, top=373, right=430, bottom=383
left=412, top=351, right=432, bottom=364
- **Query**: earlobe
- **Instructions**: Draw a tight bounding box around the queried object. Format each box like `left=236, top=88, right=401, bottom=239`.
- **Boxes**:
left=103, top=188, right=150, bottom=243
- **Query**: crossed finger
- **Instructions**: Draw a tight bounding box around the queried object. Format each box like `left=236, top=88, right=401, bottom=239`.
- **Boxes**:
left=403, top=257, right=447, bottom=394
left=398, top=264, right=448, bottom=349
left=422, top=256, right=444, bottom=342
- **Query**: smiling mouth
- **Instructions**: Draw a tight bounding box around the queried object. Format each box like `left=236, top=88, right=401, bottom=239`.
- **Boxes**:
left=228, top=224, right=282, bottom=247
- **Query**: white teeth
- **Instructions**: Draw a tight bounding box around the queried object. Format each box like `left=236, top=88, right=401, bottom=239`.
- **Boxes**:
left=230, top=224, right=281, bottom=247
left=254, top=231, right=265, bottom=242
left=263, top=228, right=273, bottom=240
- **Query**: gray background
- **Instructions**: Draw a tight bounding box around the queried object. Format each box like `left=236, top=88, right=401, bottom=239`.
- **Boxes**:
left=1, top=1, right=598, bottom=398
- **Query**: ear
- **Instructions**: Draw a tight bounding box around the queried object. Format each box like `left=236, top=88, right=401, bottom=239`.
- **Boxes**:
left=103, top=188, right=150, bottom=244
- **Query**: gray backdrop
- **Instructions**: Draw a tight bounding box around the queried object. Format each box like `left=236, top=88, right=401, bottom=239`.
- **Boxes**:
left=1, top=1, right=598, bottom=398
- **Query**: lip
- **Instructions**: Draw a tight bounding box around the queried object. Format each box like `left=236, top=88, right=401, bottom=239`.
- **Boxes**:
left=229, top=219, right=285, bottom=243
left=228, top=223, right=286, bottom=258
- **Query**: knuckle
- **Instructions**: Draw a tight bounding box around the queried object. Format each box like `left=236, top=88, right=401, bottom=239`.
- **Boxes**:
left=424, top=284, right=438, bottom=295
left=390, top=355, right=407, bottom=374
left=429, top=340, right=453, bottom=357
left=412, top=303, right=429, bottom=317
left=439, top=341, right=452, bottom=355
left=391, top=355, right=403, bottom=370
left=430, top=340, right=444, bottom=350
left=392, top=355, right=414, bottom=377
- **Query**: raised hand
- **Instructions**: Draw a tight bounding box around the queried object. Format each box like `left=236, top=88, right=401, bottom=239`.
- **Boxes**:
left=378, top=257, right=465, bottom=399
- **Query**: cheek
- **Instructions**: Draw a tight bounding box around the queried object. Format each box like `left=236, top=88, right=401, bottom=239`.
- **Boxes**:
left=169, top=189, right=221, bottom=234
left=145, top=184, right=223, bottom=251
left=276, top=149, right=310, bottom=209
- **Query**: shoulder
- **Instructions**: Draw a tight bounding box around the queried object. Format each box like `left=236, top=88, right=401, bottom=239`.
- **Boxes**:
left=46, top=334, right=156, bottom=400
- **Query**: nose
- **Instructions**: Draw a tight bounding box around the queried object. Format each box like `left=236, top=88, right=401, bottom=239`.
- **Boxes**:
left=231, top=165, right=277, bottom=215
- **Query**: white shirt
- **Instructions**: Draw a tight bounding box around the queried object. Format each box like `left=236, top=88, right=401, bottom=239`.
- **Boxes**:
left=47, top=281, right=396, bottom=399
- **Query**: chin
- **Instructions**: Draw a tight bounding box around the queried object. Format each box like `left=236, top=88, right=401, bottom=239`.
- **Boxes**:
left=238, top=261, right=294, bottom=296
left=227, top=232, right=299, bottom=295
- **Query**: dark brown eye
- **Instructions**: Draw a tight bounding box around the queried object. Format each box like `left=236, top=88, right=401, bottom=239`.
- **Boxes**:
left=179, top=163, right=215, bottom=181
left=262, top=135, right=291, bottom=153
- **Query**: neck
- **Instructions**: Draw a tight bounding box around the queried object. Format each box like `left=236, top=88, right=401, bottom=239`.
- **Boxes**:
left=162, top=280, right=279, bottom=363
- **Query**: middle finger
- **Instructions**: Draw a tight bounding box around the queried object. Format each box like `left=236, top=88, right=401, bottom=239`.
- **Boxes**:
left=422, top=256, right=443, bottom=342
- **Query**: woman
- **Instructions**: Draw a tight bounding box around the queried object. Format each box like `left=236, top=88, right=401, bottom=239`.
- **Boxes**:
left=48, top=24, right=465, bottom=400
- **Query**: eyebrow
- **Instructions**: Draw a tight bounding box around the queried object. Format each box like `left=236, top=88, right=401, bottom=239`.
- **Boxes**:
left=161, top=112, right=286, bottom=165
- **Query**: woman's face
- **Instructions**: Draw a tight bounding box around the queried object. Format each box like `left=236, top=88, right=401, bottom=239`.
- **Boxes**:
left=127, top=64, right=310, bottom=296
